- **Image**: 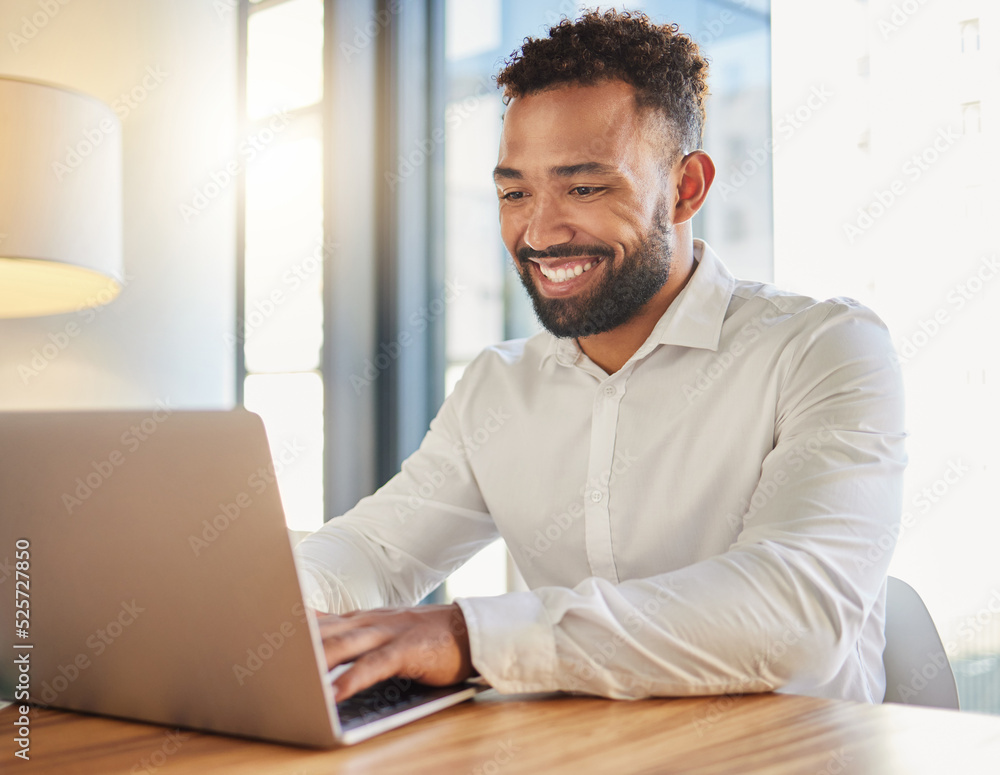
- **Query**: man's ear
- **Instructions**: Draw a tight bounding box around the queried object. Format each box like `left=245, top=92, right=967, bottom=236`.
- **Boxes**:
left=673, top=151, right=715, bottom=226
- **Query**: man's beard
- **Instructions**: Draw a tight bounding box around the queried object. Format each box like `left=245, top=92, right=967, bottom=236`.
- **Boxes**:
left=514, top=199, right=673, bottom=339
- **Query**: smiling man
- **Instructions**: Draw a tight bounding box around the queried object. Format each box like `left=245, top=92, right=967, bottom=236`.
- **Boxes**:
left=495, top=76, right=711, bottom=374
left=296, top=11, right=906, bottom=705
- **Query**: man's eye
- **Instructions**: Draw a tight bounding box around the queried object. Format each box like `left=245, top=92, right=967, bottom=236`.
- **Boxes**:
left=501, top=191, right=526, bottom=201
left=572, top=186, right=604, bottom=196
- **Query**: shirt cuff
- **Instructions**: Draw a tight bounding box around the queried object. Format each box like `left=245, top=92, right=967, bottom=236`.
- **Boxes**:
left=456, top=592, right=558, bottom=693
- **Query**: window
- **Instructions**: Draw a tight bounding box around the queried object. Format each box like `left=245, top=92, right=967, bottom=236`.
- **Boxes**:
left=773, top=1, right=1000, bottom=714
left=239, top=0, right=325, bottom=533
left=235, top=0, right=443, bottom=543
left=961, top=19, right=980, bottom=54
left=963, top=101, right=982, bottom=135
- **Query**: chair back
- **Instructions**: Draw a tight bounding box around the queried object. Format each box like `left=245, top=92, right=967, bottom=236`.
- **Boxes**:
left=883, top=576, right=960, bottom=709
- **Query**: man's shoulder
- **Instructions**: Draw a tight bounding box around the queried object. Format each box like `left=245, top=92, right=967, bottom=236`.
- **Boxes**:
left=453, top=332, right=553, bottom=391
left=724, top=278, right=898, bottom=396
left=729, top=277, right=885, bottom=332
left=723, top=278, right=897, bottom=378
left=467, top=331, right=552, bottom=370
left=441, top=334, right=553, bottom=419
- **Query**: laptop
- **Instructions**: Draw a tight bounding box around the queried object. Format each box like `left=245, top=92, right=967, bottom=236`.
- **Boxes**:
left=0, top=409, right=484, bottom=747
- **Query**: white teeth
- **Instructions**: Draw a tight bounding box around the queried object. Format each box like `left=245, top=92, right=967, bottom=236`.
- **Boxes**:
left=538, top=259, right=600, bottom=283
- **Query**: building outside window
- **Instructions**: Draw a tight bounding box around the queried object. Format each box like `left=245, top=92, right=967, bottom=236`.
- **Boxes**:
left=961, top=18, right=980, bottom=54
left=773, top=0, right=1000, bottom=714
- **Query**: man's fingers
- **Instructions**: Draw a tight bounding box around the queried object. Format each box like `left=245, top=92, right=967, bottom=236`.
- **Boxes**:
left=319, top=620, right=392, bottom=672
left=330, top=647, right=403, bottom=702
left=314, top=608, right=408, bottom=638
left=314, top=605, right=475, bottom=702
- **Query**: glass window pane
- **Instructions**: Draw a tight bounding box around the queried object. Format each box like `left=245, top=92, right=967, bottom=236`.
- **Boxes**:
left=445, top=0, right=501, bottom=61
left=244, top=114, right=324, bottom=373
left=963, top=102, right=982, bottom=135
left=961, top=19, right=980, bottom=54
left=772, top=1, right=1000, bottom=714
left=445, top=92, right=505, bottom=369
left=247, top=0, right=324, bottom=121
left=244, top=372, right=324, bottom=532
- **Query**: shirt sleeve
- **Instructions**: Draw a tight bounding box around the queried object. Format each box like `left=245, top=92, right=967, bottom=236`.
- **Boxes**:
left=457, top=300, right=907, bottom=699
left=294, top=364, right=501, bottom=614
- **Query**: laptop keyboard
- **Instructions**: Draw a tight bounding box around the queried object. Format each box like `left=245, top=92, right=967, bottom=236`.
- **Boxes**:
left=335, top=678, right=465, bottom=731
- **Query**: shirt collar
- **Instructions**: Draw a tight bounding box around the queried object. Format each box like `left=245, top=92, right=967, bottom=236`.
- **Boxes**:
left=540, top=239, right=736, bottom=369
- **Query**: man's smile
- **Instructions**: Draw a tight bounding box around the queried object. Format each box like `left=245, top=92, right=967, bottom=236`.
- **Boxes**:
left=527, top=256, right=607, bottom=296
left=534, top=256, right=604, bottom=283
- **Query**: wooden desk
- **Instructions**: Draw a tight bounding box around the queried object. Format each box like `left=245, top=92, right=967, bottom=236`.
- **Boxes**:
left=4, top=691, right=1000, bottom=774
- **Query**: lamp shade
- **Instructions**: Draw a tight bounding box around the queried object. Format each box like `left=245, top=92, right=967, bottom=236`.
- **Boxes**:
left=0, top=76, right=123, bottom=318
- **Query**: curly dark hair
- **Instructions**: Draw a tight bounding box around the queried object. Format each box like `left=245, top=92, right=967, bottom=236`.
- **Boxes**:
left=496, top=9, right=709, bottom=159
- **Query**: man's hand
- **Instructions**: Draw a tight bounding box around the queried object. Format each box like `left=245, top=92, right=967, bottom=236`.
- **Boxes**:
left=315, top=603, right=475, bottom=701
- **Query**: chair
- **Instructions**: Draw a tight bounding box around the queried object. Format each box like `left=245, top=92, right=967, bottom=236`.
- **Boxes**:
left=882, top=576, right=960, bottom=709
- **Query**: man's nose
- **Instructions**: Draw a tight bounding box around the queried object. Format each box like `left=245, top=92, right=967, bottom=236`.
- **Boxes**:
left=523, top=195, right=574, bottom=251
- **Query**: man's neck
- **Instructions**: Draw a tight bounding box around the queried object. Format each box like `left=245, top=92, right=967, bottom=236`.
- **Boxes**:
left=576, top=242, right=697, bottom=375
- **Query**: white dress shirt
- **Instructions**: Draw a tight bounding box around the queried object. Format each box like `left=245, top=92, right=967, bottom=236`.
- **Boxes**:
left=295, top=240, right=906, bottom=703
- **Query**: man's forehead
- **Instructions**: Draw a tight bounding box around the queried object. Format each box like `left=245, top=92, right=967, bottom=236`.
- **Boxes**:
left=504, top=79, right=638, bottom=109
left=496, top=84, right=657, bottom=175
left=500, top=81, right=640, bottom=133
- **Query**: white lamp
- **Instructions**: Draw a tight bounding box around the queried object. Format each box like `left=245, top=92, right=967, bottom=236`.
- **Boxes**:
left=0, top=76, right=123, bottom=318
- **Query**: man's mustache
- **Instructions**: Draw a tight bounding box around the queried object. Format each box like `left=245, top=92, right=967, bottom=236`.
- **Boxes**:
left=517, top=244, right=615, bottom=262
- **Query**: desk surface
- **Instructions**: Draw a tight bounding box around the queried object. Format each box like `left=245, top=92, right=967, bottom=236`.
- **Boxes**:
left=4, top=690, right=1000, bottom=774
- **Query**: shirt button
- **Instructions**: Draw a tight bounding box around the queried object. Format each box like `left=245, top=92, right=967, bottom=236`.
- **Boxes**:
left=604, top=385, right=616, bottom=397
left=590, top=490, right=603, bottom=503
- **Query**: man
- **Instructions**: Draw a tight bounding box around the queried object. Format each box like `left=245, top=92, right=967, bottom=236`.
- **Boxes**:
left=296, top=10, right=905, bottom=704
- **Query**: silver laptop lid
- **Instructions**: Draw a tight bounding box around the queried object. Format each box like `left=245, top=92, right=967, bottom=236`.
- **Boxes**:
left=0, top=409, right=339, bottom=747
